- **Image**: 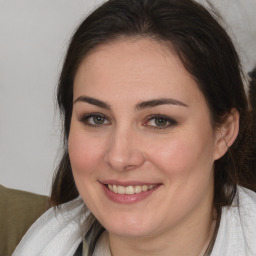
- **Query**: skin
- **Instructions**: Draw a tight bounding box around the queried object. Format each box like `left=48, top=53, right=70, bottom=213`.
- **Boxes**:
left=68, top=38, right=237, bottom=256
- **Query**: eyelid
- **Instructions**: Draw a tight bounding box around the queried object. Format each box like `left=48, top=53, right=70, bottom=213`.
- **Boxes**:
left=78, top=112, right=111, bottom=127
left=143, top=114, right=178, bottom=129
left=78, top=112, right=177, bottom=129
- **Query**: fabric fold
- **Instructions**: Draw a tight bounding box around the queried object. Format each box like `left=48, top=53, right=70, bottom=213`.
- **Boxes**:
left=12, top=197, right=89, bottom=256
left=12, top=187, right=256, bottom=255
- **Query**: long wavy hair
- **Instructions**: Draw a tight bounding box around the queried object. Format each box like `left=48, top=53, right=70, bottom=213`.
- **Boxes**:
left=50, top=0, right=256, bottom=254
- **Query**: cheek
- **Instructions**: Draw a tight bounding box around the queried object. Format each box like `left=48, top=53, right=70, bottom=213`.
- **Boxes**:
left=148, top=131, right=215, bottom=176
left=68, top=129, right=103, bottom=178
left=151, top=140, right=195, bottom=172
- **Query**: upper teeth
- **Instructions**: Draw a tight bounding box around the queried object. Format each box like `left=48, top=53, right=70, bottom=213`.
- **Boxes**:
left=107, top=184, right=156, bottom=195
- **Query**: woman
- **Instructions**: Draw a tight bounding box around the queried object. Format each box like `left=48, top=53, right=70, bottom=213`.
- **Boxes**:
left=13, top=0, right=256, bottom=255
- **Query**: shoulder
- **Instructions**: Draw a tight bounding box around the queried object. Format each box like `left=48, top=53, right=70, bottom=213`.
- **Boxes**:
left=234, top=186, right=256, bottom=230
left=236, top=186, right=256, bottom=241
left=237, top=186, right=256, bottom=209
left=212, top=186, right=256, bottom=256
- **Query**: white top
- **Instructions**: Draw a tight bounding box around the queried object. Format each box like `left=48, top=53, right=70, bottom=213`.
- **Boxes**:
left=211, top=187, right=256, bottom=255
left=13, top=186, right=256, bottom=256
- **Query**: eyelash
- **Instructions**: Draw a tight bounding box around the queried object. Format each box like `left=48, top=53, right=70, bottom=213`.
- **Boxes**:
left=78, top=113, right=110, bottom=128
left=143, top=114, right=178, bottom=129
left=78, top=113, right=178, bottom=129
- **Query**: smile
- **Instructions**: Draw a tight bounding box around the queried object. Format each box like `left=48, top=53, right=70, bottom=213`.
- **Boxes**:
left=107, top=184, right=156, bottom=195
left=101, top=181, right=161, bottom=203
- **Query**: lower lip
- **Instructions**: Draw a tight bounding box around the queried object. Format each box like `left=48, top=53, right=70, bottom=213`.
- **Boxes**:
left=101, top=183, right=161, bottom=204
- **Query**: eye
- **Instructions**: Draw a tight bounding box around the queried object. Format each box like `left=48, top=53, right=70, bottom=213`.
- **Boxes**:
left=79, top=113, right=110, bottom=127
left=144, top=115, right=177, bottom=129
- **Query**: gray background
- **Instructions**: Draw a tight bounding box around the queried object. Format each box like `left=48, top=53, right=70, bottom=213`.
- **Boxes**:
left=0, top=0, right=105, bottom=195
left=0, top=0, right=255, bottom=196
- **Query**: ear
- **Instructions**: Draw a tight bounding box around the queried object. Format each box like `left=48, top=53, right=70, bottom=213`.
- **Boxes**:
left=214, top=109, right=239, bottom=160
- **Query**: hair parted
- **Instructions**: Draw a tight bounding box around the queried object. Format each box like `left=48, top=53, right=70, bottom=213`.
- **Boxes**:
left=50, top=0, right=256, bottom=253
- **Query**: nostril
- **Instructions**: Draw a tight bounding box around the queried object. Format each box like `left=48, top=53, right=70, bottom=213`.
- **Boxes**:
left=124, top=165, right=138, bottom=171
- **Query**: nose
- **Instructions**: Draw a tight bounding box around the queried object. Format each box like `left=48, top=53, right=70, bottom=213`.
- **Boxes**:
left=104, top=127, right=145, bottom=172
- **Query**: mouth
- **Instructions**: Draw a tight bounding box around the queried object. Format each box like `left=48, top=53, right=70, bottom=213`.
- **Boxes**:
left=100, top=181, right=161, bottom=204
left=106, top=184, right=157, bottom=195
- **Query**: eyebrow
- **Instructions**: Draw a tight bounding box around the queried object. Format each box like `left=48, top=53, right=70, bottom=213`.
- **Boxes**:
left=73, top=96, right=188, bottom=110
left=135, top=98, right=188, bottom=110
left=74, top=96, right=111, bottom=110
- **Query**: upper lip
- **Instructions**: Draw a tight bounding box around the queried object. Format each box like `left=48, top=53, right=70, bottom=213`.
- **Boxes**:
left=99, top=179, right=161, bottom=186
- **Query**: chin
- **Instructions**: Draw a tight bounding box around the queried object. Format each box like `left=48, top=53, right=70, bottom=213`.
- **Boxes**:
left=101, top=214, right=157, bottom=238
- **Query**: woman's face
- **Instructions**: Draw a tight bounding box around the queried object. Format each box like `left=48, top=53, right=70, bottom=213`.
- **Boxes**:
left=69, top=38, right=220, bottom=239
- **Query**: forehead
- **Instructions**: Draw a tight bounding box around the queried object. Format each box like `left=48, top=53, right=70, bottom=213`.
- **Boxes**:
left=73, top=38, right=205, bottom=107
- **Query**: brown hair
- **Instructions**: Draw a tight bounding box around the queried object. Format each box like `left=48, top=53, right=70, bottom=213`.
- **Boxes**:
left=50, top=0, right=256, bottom=253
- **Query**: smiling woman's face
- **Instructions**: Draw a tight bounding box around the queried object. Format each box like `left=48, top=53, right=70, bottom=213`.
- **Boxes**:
left=68, top=38, right=220, bottom=239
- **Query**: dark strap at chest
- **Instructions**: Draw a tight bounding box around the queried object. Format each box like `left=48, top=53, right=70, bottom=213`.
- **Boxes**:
left=73, top=241, right=83, bottom=256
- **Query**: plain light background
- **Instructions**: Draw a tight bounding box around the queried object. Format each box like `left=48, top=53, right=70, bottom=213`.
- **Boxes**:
left=0, top=0, right=255, bottom=196
left=0, top=0, right=105, bottom=195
